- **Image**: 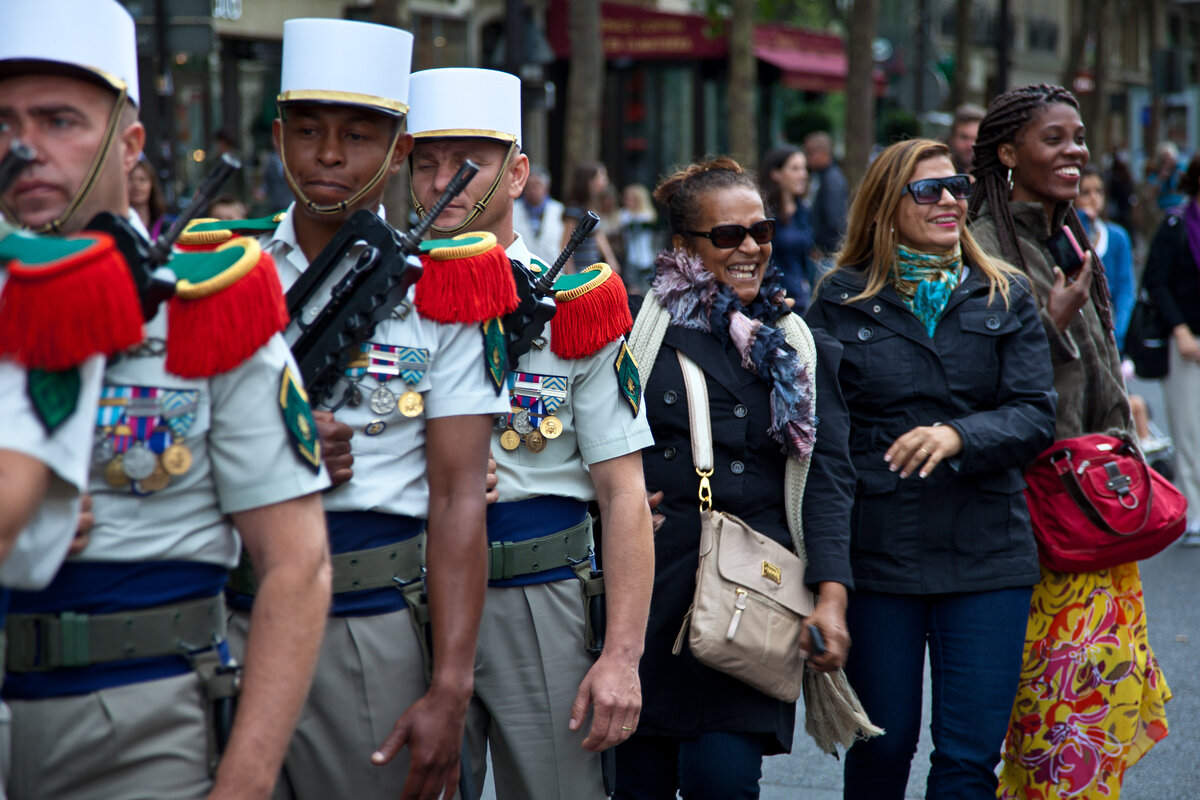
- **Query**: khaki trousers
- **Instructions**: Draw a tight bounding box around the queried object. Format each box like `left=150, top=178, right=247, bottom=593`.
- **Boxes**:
left=464, top=579, right=605, bottom=800
left=7, top=672, right=210, bottom=800
left=1163, top=339, right=1200, bottom=521
left=228, top=607, right=428, bottom=800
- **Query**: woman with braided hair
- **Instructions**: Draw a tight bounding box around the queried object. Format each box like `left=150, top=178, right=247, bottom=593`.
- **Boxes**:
left=968, top=84, right=1171, bottom=798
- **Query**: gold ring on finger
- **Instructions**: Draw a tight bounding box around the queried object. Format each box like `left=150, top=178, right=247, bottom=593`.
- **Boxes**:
left=620, top=726, right=634, bottom=732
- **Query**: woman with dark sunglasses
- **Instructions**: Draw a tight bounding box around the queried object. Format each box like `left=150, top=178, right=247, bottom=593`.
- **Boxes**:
left=804, top=138, right=1056, bottom=799
left=968, top=84, right=1171, bottom=800
left=617, top=157, right=862, bottom=799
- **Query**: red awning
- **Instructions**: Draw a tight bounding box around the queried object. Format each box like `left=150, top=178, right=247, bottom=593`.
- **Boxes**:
left=546, top=1, right=883, bottom=94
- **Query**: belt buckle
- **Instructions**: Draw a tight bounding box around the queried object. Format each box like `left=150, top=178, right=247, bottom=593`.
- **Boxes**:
left=487, top=540, right=516, bottom=581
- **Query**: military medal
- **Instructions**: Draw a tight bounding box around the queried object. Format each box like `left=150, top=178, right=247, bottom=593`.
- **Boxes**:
left=500, top=429, right=521, bottom=450
left=369, top=385, right=397, bottom=415
left=524, top=429, right=547, bottom=453
left=122, top=442, right=157, bottom=481
left=105, top=455, right=131, bottom=488
left=494, top=415, right=509, bottom=431
left=137, top=461, right=171, bottom=493
left=398, top=389, right=424, bottom=418
left=161, top=442, right=194, bottom=476
left=539, top=416, right=563, bottom=439
left=365, top=419, right=387, bottom=436
left=93, top=433, right=115, bottom=464
left=513, top=410, right=534, bottom=435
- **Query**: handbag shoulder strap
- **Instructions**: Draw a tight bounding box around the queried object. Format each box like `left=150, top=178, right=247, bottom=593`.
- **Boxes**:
left=676, top=350, right=714, bottom=512
left=779, top=313, right=816, bottom=562
left=628, top=293, right=671, bottom=388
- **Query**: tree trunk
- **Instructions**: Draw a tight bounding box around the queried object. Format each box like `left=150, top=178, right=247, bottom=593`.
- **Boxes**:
left=728, top=0, right=758, bottom=168
left=373, top=0, right=412, bottom=226
left=950, top=0, right=972, bottom=109
left=564, top=0, right=604, bottom=176
left=844, top=0, right=878, bottom=193
left=1089, top=0, right=1111, bottom=158
left=1061, top=0, right=1096, bottom=90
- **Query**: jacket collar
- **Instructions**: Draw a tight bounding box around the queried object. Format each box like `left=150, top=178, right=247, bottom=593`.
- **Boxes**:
left=663, top=322, right=758, bottom=398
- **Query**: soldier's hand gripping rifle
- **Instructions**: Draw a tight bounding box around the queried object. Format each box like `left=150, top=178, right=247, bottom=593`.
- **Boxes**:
left=501, top=211, right=600, bottom=370
left=84, top=153, right=243, bottom=320
left=286, top=160, right=479, bottom=406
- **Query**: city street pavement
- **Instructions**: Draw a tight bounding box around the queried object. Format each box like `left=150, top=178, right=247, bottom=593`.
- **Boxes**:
left=482, top=378, right=1199, bottom=799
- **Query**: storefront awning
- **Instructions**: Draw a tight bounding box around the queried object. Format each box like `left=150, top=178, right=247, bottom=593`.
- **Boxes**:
left=547, top=0, right=883, bottom=94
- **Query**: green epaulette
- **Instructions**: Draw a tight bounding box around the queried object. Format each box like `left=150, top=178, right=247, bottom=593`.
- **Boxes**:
left=176, top=211, right=287, bottom=247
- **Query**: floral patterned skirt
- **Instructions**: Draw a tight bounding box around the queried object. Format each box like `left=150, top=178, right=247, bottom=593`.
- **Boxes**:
left=997, top=563, right=1171, bottom=799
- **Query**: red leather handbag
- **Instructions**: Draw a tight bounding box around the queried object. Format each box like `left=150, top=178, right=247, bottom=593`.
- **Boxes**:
left=1023, top=434, right=1189, bottom=572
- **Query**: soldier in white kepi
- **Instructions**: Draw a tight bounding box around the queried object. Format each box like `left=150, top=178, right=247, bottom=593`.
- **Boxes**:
left=201, top=19, right=515, bottom=800
left=0, top=2, right=334, bottom=799
left=408, top=67, right=655, bottom=800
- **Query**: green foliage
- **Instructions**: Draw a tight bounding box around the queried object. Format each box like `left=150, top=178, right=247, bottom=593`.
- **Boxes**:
left=878, top=108, right=919, bottom=145
left=784, top=106, right=835, bottom=143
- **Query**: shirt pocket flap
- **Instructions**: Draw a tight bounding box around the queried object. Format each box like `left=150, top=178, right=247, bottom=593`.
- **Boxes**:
left=958, top=308, right=1020, bottom=336
left=976, top=469, right=1027, bottom=494
left=857, top=468, right=900, bottom=495
left=830, top=321, right=901, bottom=346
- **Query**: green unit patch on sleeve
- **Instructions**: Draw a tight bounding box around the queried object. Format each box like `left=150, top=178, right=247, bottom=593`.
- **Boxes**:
left=278, top=365, right=321, bottom=473
left=613, top=340, right=641, bottom=416
left=481, top=317, right=508, bottom=394
left=27, top=367, right=81, bottom=434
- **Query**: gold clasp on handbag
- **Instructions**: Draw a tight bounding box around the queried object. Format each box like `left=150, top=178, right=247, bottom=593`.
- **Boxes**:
left=696, top=468, right=713, bottom=512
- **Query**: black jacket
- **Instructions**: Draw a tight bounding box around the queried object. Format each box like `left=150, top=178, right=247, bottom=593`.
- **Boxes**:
left=632, top=296, right=855, bottom=752
left=1144, top=210, right=1200, bottom=336
left=804, top=264, right=1057, bottom=594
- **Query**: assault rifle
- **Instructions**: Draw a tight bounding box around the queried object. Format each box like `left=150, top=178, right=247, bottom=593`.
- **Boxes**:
left=501, top=210, right=599, bottom=370
left=285, top=160, right=480, bottom=405
left=85, top=153, right=243, bottom=320
left=0, top=140, right=36, bottom=196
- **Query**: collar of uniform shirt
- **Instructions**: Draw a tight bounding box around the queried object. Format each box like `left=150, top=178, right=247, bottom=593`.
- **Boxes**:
left=264, top=202, right=389, bottom=272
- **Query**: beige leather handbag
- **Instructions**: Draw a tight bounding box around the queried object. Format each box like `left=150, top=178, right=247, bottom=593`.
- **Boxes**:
left=670, top=350, right=814, bottom=702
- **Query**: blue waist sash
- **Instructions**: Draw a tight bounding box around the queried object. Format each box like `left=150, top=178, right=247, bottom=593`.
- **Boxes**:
left=486, top=496, right=590, bottom=587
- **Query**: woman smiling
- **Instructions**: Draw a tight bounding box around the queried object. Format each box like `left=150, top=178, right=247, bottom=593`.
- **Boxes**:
left=805, top=138, right=1056, bottom=799
left=619, top=157, right=862, bottom=799
left=968, top=84, right=1172, bottom=800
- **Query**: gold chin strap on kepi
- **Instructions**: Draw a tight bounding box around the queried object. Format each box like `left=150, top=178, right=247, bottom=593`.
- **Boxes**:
left=410, top=140, right=516, bottom=235
left=0, top=84, right=129, bottom=234
left=276, top=102, right=405, bottom=216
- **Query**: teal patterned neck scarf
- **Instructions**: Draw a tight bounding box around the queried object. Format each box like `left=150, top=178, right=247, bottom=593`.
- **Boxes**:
left=893, top=243, right=963, bottom=337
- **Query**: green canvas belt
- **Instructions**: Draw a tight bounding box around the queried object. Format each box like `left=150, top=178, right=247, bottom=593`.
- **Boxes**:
left=227, top=535, right=426, bottom=596
left=487, top=518, right=593, bottom=581
left=5, top=594, right=226, bottom=673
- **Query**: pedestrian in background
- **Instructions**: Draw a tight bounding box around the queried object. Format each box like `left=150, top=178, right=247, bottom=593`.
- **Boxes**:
left=806, top=138, right=1056, bottom=799
left=562, top=161, right=622, bottom=274
left=1143, top=152, right=1200, bottom=547
left=512, top=164, right=565, bottom=262
left=619, top=156, right=855, bottom=800
left=618, top=182, right=660, bottom=293
left=1076, top=165, right=1136, bottom=349
left=946, top=103, right=985, bottom=174
left=803, top=131, right=849, bottom=269
left=759, top=144, right=814, bottom=310
left=969, top=83, right=1172, bottom=800
left=128, top=156, right=168, bottom=238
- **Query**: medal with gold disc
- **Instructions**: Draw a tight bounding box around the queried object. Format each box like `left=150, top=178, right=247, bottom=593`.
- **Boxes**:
left=524, top=429, right=547, bottom=453
left=500, top=429, right=521, bottom=451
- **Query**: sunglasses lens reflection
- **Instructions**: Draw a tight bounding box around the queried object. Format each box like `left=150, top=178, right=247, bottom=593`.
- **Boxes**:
left=911, top=177, right=971, bottom=204
left=709, top=220, right=775, bottom=248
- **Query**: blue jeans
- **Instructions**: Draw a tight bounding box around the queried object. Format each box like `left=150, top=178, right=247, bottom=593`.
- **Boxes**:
left=842, top=587, right=1032, bottom=800
left=614, top=731, right=769, bottom=800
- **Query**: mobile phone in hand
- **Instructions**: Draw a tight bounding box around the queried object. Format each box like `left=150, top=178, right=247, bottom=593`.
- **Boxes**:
left=1045, top=225, right=1085, bottom=277
left=808, top=624, right=827, bottom=657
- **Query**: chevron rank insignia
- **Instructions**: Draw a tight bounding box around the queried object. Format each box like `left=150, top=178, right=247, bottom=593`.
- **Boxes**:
left=481, top=318, right=507, bottom=394
left=613, top=340, right=641, bottom=416
left=278, top=366, right=321, bottom=473
left=27, top=367, right=81, bottom=433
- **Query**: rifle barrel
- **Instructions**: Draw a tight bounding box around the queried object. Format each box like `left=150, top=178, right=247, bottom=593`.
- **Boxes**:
left=0, top=141, right=36, bottom=196
left=403, top=160, right=479, bottom=249
left=148, top=153, right=242, bottom=264
left=535, top=211, right=599, bottom=295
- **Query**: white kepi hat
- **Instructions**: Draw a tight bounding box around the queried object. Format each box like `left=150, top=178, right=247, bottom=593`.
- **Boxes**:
left=0, top=0, right=139, bottom=106
left=277, top=18, right=414, bottom=215
left=407, top=69, right=523, bottom=233
left=280, top=18, right=413, bottom=118
left=408, top=68, right=523, bottom=149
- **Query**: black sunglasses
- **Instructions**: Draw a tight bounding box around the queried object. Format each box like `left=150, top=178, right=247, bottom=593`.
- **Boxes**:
left=900, top=175, right=972, bottom=204
left=685, top=219, right=776, bottom=249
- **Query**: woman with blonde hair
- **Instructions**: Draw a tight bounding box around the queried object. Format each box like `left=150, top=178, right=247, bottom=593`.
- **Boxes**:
left=805, top=138, right=1057, bottom=798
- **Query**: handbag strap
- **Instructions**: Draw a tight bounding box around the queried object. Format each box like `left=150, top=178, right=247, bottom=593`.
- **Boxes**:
left=676, top=350, right=714, bottom=512
left=1050, top=441, right=1155, bottom=536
